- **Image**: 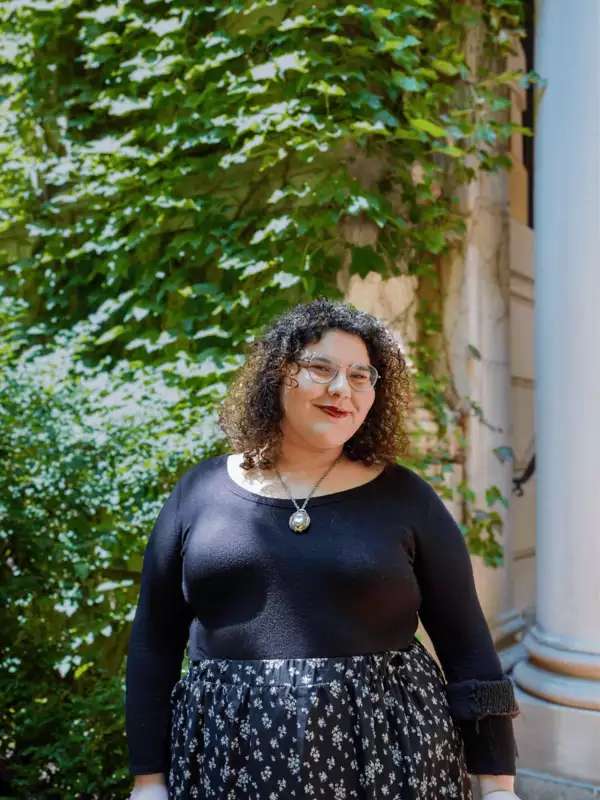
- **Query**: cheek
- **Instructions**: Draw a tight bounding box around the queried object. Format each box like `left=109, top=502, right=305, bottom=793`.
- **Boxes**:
left=355, top=394, right=376, bottom=423
left=283, top=371, right=319, bottom=399
left=295, top=370, right=319, bottom=391
left=280, top=372, right=319, bottom=411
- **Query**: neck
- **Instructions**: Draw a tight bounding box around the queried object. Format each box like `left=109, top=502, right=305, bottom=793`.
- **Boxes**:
left=274, top=441, right=345, bottom=476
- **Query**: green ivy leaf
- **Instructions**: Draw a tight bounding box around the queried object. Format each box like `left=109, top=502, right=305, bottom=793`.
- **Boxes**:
left=74, top=662, right=94, bottom=679
left=409, top=118, right=447, bottom=137
left=350, top=245, right=385, bottom=277
left=485, top=485, right=510, bottom=509
left=391, top=73, right=428, bottom=92
left=432, top=59, right=459, bottom=76
left=379, top=34, right=420, bottom=53
left=493, top=445, right=515, bottom=464
left=421, top=228, right=445, bottom=253
left=433, top=144, right=465, bottom=158
left=308, top=80, right=347, bottom=97
left=94, top=325, right=126, bottom=346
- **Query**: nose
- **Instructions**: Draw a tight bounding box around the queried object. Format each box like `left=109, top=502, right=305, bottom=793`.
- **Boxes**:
left=327, top=369, right=352, bottom=396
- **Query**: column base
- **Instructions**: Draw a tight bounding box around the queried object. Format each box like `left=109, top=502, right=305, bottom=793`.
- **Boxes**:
left=471, top=768, right=600, bottom=800
left=515, top=769, right=600, bottom=800
left=512, top=685, right=600, bottom=786
left=514, top=625, right=600, bottom=709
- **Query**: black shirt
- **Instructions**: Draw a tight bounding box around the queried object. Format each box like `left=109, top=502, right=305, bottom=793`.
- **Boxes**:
left=125, top=453, right=518, bottom=776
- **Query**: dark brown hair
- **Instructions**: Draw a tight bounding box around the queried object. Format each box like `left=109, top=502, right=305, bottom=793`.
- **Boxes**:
left=217, top=298, right=412, bottom=469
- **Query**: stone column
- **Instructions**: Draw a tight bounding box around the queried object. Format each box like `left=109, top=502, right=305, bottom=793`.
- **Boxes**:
left=512, top=0, right=600, bottom=786
left=442, top=168, right=524, bottom=648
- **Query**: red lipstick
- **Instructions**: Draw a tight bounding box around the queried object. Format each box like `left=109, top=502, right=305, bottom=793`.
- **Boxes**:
left=316, top=405, right=350, bottom=418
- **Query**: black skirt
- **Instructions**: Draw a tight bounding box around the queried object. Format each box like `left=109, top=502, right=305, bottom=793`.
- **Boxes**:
left=167, top=637, right=473, bottom=799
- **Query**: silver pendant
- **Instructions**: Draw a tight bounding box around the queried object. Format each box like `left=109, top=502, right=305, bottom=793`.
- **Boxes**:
left=289, top=508, right=311, bottom=532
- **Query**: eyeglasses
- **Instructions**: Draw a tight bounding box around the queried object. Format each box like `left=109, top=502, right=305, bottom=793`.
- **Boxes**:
left=296, top=351, right=379, bottom=392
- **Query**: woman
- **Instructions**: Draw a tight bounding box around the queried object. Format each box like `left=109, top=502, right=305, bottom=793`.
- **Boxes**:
left=125, top=299, right=521, bottom=800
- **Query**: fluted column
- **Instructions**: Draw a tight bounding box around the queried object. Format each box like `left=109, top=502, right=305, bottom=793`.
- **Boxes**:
left=512, top=0, right=600, bottom=785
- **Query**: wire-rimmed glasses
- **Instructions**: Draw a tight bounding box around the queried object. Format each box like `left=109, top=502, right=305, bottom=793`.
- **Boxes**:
left=296, top=351, right=379, bottom=392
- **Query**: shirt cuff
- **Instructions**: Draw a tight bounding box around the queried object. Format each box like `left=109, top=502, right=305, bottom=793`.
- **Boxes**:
left=445, top=676, right=520, bottom=775
left=457, top=715, right=518, bottom=775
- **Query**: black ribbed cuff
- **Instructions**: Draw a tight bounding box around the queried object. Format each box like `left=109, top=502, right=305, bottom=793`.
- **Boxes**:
left=446, top=675, right=520, bottom=722
left=444, top=676, right=519, bottom=775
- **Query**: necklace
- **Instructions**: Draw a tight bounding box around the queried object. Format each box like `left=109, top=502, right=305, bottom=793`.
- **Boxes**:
left=273, top=453, right=344, bottom=533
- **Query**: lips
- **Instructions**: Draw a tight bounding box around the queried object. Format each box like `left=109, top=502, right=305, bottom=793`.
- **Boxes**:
left=316, top=405, right=350, bottom=418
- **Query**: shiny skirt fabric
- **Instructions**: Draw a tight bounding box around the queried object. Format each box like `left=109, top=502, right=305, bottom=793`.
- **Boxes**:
left=167, top=637, right=473, bottom=799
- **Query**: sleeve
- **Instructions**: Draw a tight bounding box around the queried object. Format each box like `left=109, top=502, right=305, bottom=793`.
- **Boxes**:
left=413, top=482, right=520, bottom=775
left=124, top=476, right=196, bottom=775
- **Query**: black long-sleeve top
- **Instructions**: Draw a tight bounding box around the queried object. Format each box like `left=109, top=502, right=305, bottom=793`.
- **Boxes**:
left=125, top=453, right=519, bottom=776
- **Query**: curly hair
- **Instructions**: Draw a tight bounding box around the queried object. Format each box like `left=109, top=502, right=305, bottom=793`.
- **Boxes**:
left=217, top=298, right=412, bottom=470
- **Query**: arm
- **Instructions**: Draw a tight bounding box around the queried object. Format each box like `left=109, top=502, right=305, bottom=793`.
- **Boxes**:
left=413, top=482, right=519, bottom=777
left=125, top=476, right=195, bottom=779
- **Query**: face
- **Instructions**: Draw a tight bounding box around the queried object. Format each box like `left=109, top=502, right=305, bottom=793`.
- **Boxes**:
left=279, top=328, right=377, bottom=452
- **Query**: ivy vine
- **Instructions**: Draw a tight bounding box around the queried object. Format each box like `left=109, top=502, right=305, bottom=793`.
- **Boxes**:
left=1, top=1, right=534, bottom=558
left=0, top=2, right=543, bottom=795
left=0, top=0, right=533, bottom=563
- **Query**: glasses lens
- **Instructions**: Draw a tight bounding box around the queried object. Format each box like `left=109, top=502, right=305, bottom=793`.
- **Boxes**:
left=348, top=366, right=376, bottom=390
left=305, top=355, right=377, bottom=391
left=308, top=357, right=337, bottom=383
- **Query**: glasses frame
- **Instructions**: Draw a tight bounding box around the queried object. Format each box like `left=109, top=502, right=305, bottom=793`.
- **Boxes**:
left=295, top=351, right=379, bottom=392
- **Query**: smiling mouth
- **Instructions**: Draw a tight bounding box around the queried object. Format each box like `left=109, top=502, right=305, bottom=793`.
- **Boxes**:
left=316, top=406, right=350, bottom=418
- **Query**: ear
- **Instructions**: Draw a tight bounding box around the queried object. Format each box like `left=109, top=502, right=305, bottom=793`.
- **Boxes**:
left=281, top=361, right=300, bottom=388
left=282, top=360, right=301, bottom=376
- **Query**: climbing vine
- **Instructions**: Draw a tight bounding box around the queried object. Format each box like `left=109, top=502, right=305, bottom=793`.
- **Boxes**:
left=0, top=2, right=535, bottom=795
left=1, top=0, right=533, bottom=557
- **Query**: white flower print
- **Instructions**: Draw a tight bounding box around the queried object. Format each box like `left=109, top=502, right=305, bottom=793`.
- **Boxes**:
left=168, top=640, right=474, bottom=800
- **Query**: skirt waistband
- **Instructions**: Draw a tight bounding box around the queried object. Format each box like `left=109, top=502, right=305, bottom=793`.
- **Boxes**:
left=189, top=638, right=425, bottom=688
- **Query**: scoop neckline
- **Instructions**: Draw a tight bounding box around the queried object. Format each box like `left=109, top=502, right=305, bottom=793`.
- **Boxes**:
left=222, top=453, right=390, bottom=507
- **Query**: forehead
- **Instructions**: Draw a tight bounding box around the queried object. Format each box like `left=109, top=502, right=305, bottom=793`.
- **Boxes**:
left=303, top=329, right=370, bottom=360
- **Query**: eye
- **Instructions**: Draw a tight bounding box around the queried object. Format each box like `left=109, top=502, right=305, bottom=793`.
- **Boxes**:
left=349, top=368, right=370, bottom=383
left=310, top=359, right=336, bottom=377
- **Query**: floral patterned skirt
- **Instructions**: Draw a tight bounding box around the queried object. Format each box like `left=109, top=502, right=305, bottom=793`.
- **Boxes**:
left=167, top=637, right=473, bottom=800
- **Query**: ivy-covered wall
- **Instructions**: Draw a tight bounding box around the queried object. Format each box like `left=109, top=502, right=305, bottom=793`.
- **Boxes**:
left=0, top=1, right=532, bottom=797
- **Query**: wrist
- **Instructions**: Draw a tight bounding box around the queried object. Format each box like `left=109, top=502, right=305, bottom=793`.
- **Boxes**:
left=479, top=774, right=515, bottom=794
left=133, top=773, right=166, bottom=787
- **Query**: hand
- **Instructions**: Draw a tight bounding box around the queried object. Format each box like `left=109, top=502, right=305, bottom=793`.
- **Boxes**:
left=128, top=784, right=169, bottom=800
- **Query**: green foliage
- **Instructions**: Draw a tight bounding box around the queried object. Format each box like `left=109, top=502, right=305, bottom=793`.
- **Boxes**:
left=1, top=0, right=533, bottom=368
left=0, top=295, right=228, bottom=798
left=0, top=1, right=532, bottom=796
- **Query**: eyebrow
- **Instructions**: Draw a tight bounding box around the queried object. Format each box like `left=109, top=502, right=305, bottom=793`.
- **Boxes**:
left=301, top=350, right=372, bottom=369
